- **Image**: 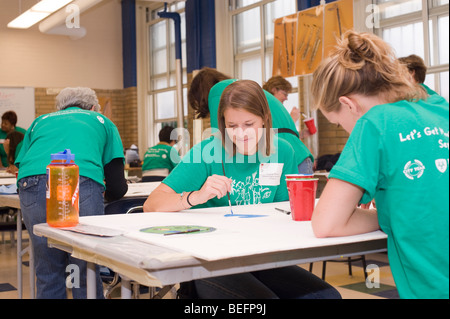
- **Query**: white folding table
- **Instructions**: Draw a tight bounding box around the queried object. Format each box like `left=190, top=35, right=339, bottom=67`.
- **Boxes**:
left=34, top=201, right=387, bottom=299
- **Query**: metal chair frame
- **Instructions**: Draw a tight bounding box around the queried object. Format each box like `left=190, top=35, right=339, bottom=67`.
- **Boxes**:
left=102, top=197, right=174, bottom=299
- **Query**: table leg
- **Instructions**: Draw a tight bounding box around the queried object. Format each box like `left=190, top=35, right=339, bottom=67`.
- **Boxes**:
left=16, top=208, right=36, bottom=299
left=29, top=242, right=35, bottom=299
left=121, top=276, right=132, bottom=299
left=86, top=262, right=96, bottom=299
left=17, top=209, right=22, bottom=299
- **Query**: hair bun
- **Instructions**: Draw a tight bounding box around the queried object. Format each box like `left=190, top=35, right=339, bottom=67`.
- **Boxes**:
left=347, top=32, right=371, bottom=63
left=336, top=30, right=386, bottom=70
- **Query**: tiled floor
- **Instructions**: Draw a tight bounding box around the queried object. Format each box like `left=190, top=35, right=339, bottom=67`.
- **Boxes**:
left=0, top=230, right=398, bottom=299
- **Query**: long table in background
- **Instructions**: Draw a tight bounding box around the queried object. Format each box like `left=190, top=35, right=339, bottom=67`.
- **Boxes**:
left=34, top=201, right=388, bottom=299
left=0, top=174, right=34, bottom=299
left=0, top=180, right=160, bottom=298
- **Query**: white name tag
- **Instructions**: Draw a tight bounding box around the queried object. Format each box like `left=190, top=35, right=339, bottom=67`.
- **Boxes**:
left=259, top=163, right=284, bottom=186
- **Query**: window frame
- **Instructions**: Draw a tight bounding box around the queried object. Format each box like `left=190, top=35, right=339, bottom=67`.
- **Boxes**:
left=375, top=0, right=449, bottom=99
left=140, top=1, right=188, bottom=149
left=228, top=0, right=298, bottom=85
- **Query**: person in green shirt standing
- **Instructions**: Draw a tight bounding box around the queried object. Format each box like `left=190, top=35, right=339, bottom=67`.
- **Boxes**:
left=310, top=31, right=449, bottom=299
left=15, top=87, right=128, bottom=299
left=142, top=125, right=181, bottom=182
left=144, top=80, right=340, bottom=299
left=0, top=110, right=27, bottom=168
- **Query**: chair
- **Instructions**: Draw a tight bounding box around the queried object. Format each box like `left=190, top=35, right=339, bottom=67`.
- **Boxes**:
left=104, top=196, right=147, bottom=215
left=141, top=175, right=166, bottom=183
left=102, top=196, right=174, bottom=298
left=0, top=207, right=26, bottom=246
left=309, top=255, right=368, bottom=281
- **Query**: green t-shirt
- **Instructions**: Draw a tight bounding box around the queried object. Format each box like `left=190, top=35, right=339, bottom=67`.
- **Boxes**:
left=208, top=80, right=313, bottom=167
left=142, top=143, right=181, bottom=172
left=15, top=107, right=125, bottom=188
left=163, top=135, right=298, bottom=209
left=329, top=95, right=449, bottom=299
left=421, top=83, right=439, bottom=96
left=0, top=126, right=27, bottom=167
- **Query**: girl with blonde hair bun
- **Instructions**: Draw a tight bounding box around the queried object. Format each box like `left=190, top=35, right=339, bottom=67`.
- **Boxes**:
left=312, top=30, right=427, bottom=116
left=311, top=30, right=448, bottom=299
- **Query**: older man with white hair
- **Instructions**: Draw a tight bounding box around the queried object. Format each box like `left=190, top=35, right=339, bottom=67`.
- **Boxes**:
left=15, top=87, right=128, bottom=299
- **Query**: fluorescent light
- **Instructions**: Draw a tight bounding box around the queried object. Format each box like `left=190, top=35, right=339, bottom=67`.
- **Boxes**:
left=7, top=0, right=74, bottom=29
left=7, top=11, right=50, bottom=29
left=32, top=0, right=73, bottom=13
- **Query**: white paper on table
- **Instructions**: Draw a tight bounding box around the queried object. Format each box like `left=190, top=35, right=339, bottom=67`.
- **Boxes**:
left=60, top=224, right=125, bottom=237
left=78, top=202, right=386, bottom=261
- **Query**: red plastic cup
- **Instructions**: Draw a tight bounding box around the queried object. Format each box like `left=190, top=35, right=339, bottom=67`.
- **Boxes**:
left=303, top=118, right=317, bottom=135
left=286, top=178, right=318, bottom=221
left=286, top=174, right=314, bottom=180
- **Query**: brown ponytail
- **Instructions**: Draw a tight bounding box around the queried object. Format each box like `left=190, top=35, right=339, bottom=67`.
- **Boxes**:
left=188, top=67, right=231, bottom=119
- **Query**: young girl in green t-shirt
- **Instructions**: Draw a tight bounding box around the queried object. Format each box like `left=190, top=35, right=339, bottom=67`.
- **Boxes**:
left=144, top=80, right=340, bottom=299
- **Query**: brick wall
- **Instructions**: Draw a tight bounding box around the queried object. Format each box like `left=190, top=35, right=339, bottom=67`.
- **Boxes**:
left=34, top=87, right=138, bottom=150
left=316, top=111, right=349, bottom=156
left=297, top=77, right=349, bottom=158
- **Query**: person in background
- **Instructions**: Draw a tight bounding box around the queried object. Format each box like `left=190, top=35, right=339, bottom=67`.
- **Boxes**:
left=398, top=54, right=438, bottom=96
left=3, top=130, right=24, bottom=174
left=310, top=31, right=449, bottom=299
left=263, top=75, right=313, bottom=139
left=188, top=67, right=314, bottom=174
left=145, top=80, right=340, bottom=299
left=0, top=110, right=27, bottom=168
left=15, top=87, right=128, bottom=299
left=125, top=144, right=141, bottom=167
left=142, top=125, right=181, bottom=182
left=262, top=75, right=292, bottom=105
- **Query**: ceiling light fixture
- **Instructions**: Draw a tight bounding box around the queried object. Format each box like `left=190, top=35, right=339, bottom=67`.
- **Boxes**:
left=8, top=0, right=74, bottom=29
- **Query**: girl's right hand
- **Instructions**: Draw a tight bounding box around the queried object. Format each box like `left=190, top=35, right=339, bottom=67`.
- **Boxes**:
left=194, top=175, right=232, bottom=205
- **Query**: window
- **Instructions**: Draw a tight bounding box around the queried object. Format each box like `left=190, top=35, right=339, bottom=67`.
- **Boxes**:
left=376, top=0, right=449, bottom=100
left=146, top=1, right=187, bottom=147
left=230, top=0, right=297, bottom=84
left=229, top=0, right=298, bottom=114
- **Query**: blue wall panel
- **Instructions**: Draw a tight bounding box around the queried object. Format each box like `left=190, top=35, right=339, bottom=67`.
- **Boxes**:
left=185, top=0, right=217, bottom=73
left=122, top=0, right=137, bottom=88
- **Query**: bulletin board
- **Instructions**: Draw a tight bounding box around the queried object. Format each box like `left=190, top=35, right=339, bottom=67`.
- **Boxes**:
left=273, top=0, right=353, bottom=77
left=273, top=13, right=298, bottom=77
left=0, top=87, right=35, bottom=130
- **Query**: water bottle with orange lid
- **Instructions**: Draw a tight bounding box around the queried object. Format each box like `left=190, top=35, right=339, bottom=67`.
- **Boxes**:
left=46, top=149, right=79, bottom=228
